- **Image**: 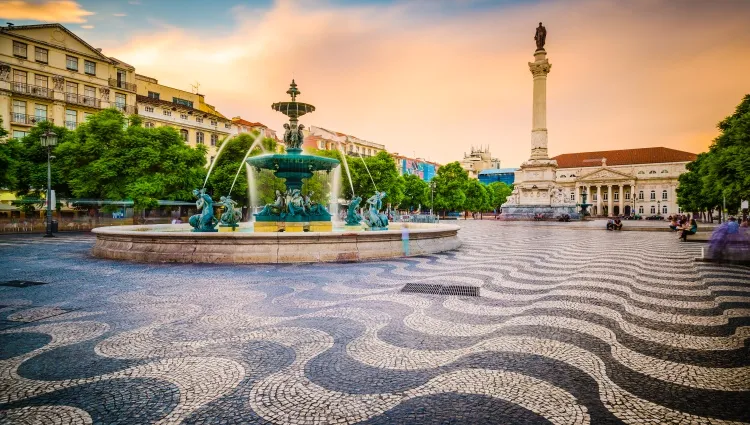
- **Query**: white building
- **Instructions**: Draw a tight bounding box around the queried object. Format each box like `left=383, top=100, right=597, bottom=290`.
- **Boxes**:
left=552, top=147, right=696, bottom=217
left=459, top=146, right=501, bottom=179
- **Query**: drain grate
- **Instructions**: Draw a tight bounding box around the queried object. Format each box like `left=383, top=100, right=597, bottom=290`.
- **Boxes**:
left=0, top=280, right=49, bottom=288
left=402, top=283, right=479, bottom=297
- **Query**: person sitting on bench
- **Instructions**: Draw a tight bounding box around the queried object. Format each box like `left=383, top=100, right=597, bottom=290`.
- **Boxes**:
left=606, top=218, right=615, bottom=230
left=679, top=218, right=698, bottom=241
left=613, top=217, right=623, bottom=230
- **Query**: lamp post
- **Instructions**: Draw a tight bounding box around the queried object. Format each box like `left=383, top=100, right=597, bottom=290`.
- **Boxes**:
left=429, top=180, right=436, bottom=218
left=657, top=200, right=661, bottom=219
left=40, top=129, right=58, bottom=237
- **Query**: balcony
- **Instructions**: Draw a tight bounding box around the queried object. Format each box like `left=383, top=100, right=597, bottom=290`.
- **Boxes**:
left=113, top=103, right=137, bottom=115
left=108, top=78, right=137, bottom=92
left=65, top=92, right=101, bottom=108
left=11, top=82, right=54, bottom=99
left=11, top=113, right=53, bottom=126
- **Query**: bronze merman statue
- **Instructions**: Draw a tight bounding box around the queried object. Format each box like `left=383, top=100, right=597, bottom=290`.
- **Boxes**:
left=535, top=22, right=547, bottom=51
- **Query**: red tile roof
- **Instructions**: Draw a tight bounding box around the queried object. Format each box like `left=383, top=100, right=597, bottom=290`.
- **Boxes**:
left=552, top=147, right=697, bottom=168
left=232, top=118, right=268, bottom=128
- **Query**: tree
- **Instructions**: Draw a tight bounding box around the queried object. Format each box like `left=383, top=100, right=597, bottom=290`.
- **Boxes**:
left=8, top=121, right=71, bottom=202
left=677, top=94, right=750, bottom=219
left=487, top=181, right=512, bottom=211
left=463, top=178, right=489, bottom=214
left=0, top=116, right=19, bottom=190
left=431, top=162, right=469, bottom=214
left=55, top=109, right=207, bottom=218
left=401, top=173, right=429, bottom=212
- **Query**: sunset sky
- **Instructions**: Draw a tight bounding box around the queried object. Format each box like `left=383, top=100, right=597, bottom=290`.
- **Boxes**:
left=3, top=0, right=750, bottom=166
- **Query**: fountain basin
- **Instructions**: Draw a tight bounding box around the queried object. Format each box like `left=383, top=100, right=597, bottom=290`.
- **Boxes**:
left=91, top=223, right=461, bottom=264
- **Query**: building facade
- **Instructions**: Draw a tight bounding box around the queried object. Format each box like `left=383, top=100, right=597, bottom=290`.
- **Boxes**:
left=303, top=126, right=385, bottom=157
left=459, top=146, right=501, bottom=179
left=478, top=168, right=516, bottom=186
left=390, top=153, right=439, bottom=181
left=552, top=147, right=696, bottom=217
left=135, top=74, right=231, bottom=163
left=0, top=24, right=138, bottom=137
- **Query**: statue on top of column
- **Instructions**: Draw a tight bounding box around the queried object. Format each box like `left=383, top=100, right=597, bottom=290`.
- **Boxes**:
left=534, top=22, right=547, bottom=51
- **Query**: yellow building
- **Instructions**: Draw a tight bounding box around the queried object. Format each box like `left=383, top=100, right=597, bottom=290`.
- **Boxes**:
left=136, top=74, right=232, bottom=163
left=0, top=23, right=138, bottom=137
left=303, top=125, right=385, bottom=157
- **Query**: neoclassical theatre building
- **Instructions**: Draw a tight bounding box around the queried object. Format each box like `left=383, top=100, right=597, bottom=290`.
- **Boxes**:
left=552, top=147, right=697, bottom=217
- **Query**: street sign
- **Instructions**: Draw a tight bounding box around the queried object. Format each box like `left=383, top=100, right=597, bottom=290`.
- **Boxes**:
left=742, top=200, right=748, bottom=209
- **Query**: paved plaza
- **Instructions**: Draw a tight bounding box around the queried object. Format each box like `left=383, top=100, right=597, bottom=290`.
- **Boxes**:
left=0, top=221, right=749, bottom=424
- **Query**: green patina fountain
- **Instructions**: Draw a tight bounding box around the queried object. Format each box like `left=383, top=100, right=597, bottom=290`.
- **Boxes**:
left=248, top=80, right=341, bottom=232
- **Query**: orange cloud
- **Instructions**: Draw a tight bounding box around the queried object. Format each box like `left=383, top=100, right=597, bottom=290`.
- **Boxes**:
left=104, top=0, right=750, bottom=166
left=0, top=0, right=94, bottom=24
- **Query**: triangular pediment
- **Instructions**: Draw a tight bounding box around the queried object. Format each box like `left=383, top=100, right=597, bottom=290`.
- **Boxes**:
left=578, top=167, right=633, bottom=181
left=4, top=24, right=112, bottom=62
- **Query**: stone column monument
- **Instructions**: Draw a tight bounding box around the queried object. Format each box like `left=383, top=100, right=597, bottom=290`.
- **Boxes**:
left=500, top=23, right=579, bottom=220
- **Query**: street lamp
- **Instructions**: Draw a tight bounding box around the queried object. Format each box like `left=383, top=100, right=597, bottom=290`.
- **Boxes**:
left=40, top=129, right=58, bottom=237
left=429, top=180, right=436, bottom=218
left=657, top=200, right=661, bottom=219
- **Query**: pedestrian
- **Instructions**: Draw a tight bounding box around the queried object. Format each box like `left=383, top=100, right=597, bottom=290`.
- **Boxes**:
left=401, top=223, right=410, bottom=256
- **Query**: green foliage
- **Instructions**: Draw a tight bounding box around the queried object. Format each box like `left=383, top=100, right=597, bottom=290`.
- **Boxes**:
left=431, top=162, right=469, bottom=212
left=464, top=179, right=490, bottom=212
left=0, top=116, right=19, bottom=189
left=487, top=181, right=512, bottom=210
left=313, top=150, right=404, bottom=206
left=301, top=171, right=333, bottom=206
left=401, top=173, right=429, bottom=211
left=677, top=94, right=750, bottom=213
left=55, top=108, right=207, bottom=212
left=7, top=121, right=70, bottom=199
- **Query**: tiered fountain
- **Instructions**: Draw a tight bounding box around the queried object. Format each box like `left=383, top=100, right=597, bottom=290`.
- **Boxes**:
left=90, top=81, right=461, bottom=264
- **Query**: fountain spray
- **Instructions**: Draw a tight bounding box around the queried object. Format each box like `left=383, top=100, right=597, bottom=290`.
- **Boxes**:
left=229, top=129, right=265, bottom=196
left=203, top=133, right=237, bottom=189
left=358, top=151, right=377, bottom=191
left=336, top=140, right=356, bottom=196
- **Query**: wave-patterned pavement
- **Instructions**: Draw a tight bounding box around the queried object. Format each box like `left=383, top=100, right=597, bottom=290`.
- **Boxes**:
left=0, top=221, right=749, bottom=424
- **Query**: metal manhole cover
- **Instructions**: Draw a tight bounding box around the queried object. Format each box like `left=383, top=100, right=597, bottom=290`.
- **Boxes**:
left=0, top=280, right=49, bottom=288
left=402, top=283, right=479, bottom=297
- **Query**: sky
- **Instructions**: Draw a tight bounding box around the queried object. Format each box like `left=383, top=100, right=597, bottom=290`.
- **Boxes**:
left=2, top=0, right=750, bottom=166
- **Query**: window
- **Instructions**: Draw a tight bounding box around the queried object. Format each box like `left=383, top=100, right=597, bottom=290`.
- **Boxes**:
left=593, top=194, right=598, bottom=201
left=180, top=114, right=188, bottom=120
left=35, top=47, right=48, bottom=63
left=145, top=122, right=154, bottom=128
left=649, top=170, right=657, bottom=174
left=603, top=193, right=608, bottom=201
left=66, top=81, right=78, bottom=94
left=84, top=60, right=96, bottom=75
left=570, top=192, right=575, bottom=201
left=180, top=129, right=189, bottom=141
left=625, top=192, right=631, bottom=200
left=651, top=205, right=656, bottom=214
left=163, top=110, right=172, bottom=116
left=661, top=170, right=668, bottom=174
left=144, top=106, right=154, bottom=113
left=65, top=109, right=77, bottom=129
left=34, top=104, right=47, bottom=121
left=225, top=123, right=231, bottom=129
left=210, top=134, right=218, bottom=146
left=84, top=85, right=96, bottom=99
left=637, top=171, right=645, bottom=175
left=66, top=55, right=79, bottom=71
left=662, top=190, right=668, bottom=200
left=115, top=93, right=126, bottom=108
left=662, top=205, right=668, bottom=214
left=12, top=100, right=27, bottom=120
left=210, top=119, right=217, bottom=126
left=650, top=190, right=656, bottom=200
left=83, top=112, right=93, bottom=121
left=559, top=175, right=567, bottom=178
left=639, top=191, right=644, bottom=200
left=195, top=117, right=203, bottom=123
left=13, top=70, right=27, bottom=83
left=13, top=41, right=27, bottom=58
left=638, top=206, right=644, bottom=214
left=196, top=132, right=204, bottom=144
left=34, top=74, right=48, bottom=88
left=614, top=192, right=619, bottom=201
left=173, top=97, right=194, bottom=108
left=569, top=174, right=576, bottom=177
left=148, top=91, right=160, bottom=100
left=12, top=130, right=28, bottom=139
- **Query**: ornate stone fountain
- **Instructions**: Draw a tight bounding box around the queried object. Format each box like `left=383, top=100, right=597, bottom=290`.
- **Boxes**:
left=247, top=81, right=340, bottom=232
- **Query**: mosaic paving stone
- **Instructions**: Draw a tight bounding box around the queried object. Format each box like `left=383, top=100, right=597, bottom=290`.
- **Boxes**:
left=0, top=221, right=749, bottom=424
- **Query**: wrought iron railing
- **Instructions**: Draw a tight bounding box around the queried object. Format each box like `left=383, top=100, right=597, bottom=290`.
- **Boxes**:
left=65, top=92, right=101, bottom=108
left=108, top=78, right=137, bottom=92
left=10, top=82, right=54, bottom=98
left=11, top=113, right=53, bottom=125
